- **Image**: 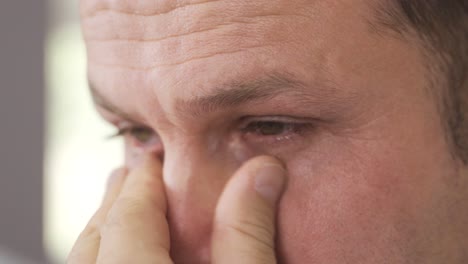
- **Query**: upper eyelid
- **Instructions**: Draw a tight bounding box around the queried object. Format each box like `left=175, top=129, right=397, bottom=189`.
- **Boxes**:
left=115, top=121, right=149, bottom=129
left=103, top=112, right=153, bottom=130
left=239, top=115, right=312, bottom=125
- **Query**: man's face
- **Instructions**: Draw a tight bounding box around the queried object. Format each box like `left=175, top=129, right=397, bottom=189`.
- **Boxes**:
left=81, top=0, right=467, bottom=263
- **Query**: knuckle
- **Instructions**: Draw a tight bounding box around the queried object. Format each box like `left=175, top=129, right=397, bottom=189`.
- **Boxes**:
left=217, top=215, right=275, bottom=251
left=215, top=216, right=277, bottom=264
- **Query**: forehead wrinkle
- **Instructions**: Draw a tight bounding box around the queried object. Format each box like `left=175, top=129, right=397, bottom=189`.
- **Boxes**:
left=83, top=16, right=235, bottom=42
left=82, top=0, right=313, bottom=70
left=80, top=0, right=222, bottom=17
left=83, top=14, right=309, bottom=43
left=82, top=13, right=265, bottom=42
left=85, top=16, right=290, bottom=70
left=87, top=45, right=274, bottom=72
left=81, top=1, right=226, bottom=42
left=80, top=0, right=303, bottom=19
left=81, top=0, right=310, bottom=41
left=84, top=16, right=299, bottom=70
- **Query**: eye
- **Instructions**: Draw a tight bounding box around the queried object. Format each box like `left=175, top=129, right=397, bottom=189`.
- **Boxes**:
left=243, top=121, right=294, bottom=136
left=240, top=117, right=314, bottom=144
left=126, top=127, right=155, bottom=143
left=112, top=126, right=162, bottom=149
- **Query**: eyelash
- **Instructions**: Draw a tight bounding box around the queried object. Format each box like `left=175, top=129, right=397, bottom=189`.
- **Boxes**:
left=111, top=118, right=313, bottom=148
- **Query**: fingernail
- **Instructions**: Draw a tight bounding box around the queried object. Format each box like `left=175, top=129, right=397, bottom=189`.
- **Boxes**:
left=254, top=163, right=286, bottom=204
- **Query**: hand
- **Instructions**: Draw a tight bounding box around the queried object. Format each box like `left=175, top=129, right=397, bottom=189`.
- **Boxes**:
left=67, top=155, right=286, bottom=264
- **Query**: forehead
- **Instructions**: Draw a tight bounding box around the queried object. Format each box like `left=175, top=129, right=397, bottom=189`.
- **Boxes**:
left=81, top=0, right=374, bottom=60
left=80, top=0, right=380, bottom=120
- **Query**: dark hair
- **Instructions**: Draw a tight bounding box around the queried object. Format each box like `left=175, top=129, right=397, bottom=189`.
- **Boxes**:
left=377, top=1, right=468, bottom=162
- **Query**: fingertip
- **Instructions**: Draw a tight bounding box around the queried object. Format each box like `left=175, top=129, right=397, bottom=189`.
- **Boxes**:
left=140, top=153, right=163, bottom=170
left=212, top=155, right=285, bottom=263
left=241, top=156, right=287, bottom=203
left=254, top=162, right=286, bottom=205
left=247, top=155, right=285, bottom=168
left=127, top=153, right=163, bottom=176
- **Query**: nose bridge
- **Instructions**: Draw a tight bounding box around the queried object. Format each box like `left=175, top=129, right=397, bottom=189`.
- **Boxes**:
left=162, top=140, right=234, bottom=261
left=163, top=143, right=231, bottom=203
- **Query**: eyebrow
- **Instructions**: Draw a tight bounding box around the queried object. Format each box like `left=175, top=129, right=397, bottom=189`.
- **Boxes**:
left=89, top=82, right=140, bottom=122
left=177, top=72, right=308, bottom=116
left=90, top=72, right=309, bottom=120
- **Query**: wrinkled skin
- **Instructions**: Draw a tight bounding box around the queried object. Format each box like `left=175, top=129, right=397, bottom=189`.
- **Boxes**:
left=80, top=0, right=468, bottom=263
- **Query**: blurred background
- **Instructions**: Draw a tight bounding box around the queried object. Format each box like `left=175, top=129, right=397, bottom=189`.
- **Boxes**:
left=0, top=1, right=122, bottom=263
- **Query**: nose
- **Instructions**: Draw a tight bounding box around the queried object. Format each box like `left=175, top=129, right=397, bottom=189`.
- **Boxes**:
left=162, top=143, right=237, bottom=263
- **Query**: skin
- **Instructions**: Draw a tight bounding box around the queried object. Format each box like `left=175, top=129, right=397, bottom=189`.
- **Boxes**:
left=73, top=0, right=468, bottom=263
left=68, top=155, right=286, bottom=264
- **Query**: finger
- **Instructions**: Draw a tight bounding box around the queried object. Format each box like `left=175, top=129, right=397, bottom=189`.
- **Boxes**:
left=97, top=155, right=172, bottom=264
left=212, top=156, right=286, bottom=264
left=68, top=168, right=128, bottom=264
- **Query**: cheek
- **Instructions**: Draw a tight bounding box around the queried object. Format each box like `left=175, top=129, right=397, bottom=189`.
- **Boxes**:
left=274, top=138, right=419, bottom=262
left=227, top=136, right=258, bottom=164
